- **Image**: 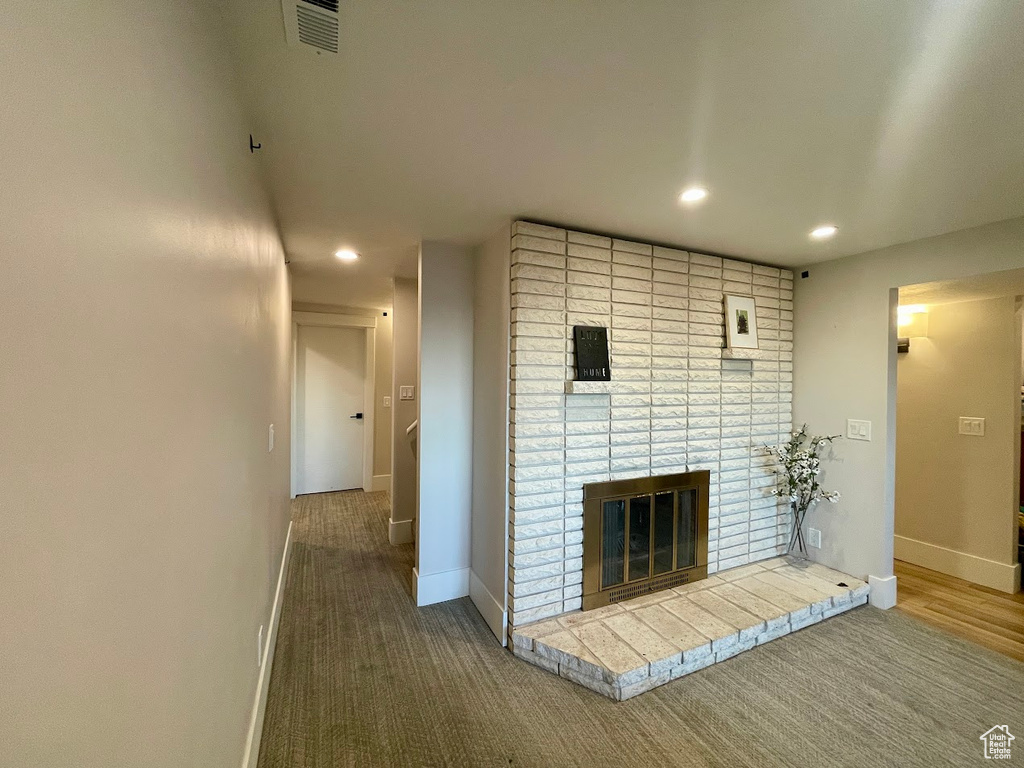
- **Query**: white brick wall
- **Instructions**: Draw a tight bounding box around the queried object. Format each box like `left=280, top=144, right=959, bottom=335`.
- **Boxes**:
left=507, top=221, right=793, bottom=629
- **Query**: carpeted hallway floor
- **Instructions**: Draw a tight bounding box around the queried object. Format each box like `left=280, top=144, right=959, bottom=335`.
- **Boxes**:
left=258, top=490, right=1024, bottom=767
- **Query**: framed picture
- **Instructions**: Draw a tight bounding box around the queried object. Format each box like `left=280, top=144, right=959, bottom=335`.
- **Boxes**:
left=724, top=295, right=759, bottom=349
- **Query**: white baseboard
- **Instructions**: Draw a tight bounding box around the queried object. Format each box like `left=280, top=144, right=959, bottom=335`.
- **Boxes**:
left=868, top=574, right=897, bottom=609
left=240, top=521, right=293, bottom=768
left=371, top=474, right=391, bottom=492
left=894, top=534, right=1021, bottom=593
left=412, top=566, right=470, bottom=606
left=469, top=570, right=507, bottom=646
left=388, top=517, right=414, bottom=545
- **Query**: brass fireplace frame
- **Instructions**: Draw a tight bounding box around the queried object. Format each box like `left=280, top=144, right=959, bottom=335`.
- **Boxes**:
left=582, top=471, right=710, bottom=610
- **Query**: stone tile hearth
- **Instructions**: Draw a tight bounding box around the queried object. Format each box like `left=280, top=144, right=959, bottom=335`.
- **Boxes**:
left=511, top=556, right=869, bottom=701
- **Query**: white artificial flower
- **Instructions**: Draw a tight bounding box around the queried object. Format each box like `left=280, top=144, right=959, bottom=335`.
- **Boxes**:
left=763, top=424, right=841, bottom=514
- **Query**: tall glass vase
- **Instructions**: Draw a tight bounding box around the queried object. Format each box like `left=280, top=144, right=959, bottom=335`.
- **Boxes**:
left=787, top=501, right=809, bottom=557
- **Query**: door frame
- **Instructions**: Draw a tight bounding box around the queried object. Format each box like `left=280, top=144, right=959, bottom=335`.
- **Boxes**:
left=291, top=311, right=376, bottom=497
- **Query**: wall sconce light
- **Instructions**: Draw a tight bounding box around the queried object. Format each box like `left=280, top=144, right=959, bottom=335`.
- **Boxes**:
left=897, top=304, right=929, bottom=340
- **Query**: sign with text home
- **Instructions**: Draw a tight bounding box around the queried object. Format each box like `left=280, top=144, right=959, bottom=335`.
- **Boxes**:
left=573, top=325, right=610, bottom=381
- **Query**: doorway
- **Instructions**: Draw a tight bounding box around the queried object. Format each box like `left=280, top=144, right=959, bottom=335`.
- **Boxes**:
left=893, top=271, right=1024, bottom=596
left=294, top=322, right=373, bottom=494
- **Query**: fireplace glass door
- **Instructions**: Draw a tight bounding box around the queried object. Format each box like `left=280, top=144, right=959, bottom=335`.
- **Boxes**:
left=583, top=472, right=709, bottom=609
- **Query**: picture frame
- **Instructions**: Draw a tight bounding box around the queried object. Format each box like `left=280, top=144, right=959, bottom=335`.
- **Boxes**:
left=572, top=325, right=611, bottom=381
left=724, top=295, right=759, bottom=349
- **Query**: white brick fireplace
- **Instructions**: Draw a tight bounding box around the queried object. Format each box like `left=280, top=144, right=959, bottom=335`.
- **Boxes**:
left=506, top=221, right=794, bottom=632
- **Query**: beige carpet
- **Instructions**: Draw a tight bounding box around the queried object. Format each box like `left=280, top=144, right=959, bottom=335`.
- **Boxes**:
left=258, top=490, right=1024, bottom=767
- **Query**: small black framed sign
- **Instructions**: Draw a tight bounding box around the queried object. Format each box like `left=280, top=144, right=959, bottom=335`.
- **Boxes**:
left=573, top=325, right=610, bottom=381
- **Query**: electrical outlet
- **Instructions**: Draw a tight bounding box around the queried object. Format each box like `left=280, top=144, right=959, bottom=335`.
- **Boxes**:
left=268, top=424, right=274, bottom=452
left=257, top=625, right=265, bottom=667
left=958, top=416, right=985, bottom=436
left=399, top=385, right=415, bottom=401
left=847, top=419, right=871, bottom=441
left=383, top=396, right=391, bottom=408
left=808, top=528, right=822, bottom=549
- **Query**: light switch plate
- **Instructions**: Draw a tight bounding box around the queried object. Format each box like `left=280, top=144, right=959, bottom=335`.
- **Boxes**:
left=958, top=416, right=985, bottom=436
left=847, top=419, right=871, bottom=441
left=399, top=385, right=415, bottom=401
left=268, top=424, right=274, bottom=452
left=383, top=396, right=392, bottom=408
left=808, top=528, right=822, bottom=549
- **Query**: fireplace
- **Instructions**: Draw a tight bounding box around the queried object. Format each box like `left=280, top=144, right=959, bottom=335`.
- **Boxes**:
left=581, top=471, right=710, bottom=610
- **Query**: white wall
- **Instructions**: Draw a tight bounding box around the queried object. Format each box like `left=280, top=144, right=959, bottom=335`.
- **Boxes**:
left=895, top=297, right=1022, bottom=592
left=0, top=3, right=291, bottom=767
left=415, top=243, right=475, bottom=605
left=290, top=269, right=392, bottom=311
left=390, top=278, right=419, bottom=542
left=793, top=216, right=1024, bottom=595
left=471, top=224, right=512, bottom=642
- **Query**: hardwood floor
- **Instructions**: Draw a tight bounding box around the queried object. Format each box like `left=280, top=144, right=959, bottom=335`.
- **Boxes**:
left=894, top=559, right=1024, bottom=662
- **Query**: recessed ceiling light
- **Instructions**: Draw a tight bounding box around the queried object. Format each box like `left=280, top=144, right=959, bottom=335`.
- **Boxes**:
left=679, top=187, right=709, bottom=203
left=335, top=249, right=359, bottom=261
left=810, top=225, right=838, bottom=240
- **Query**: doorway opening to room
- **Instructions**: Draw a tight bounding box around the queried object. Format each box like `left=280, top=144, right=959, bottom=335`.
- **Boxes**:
left=291, top=312, right=379, bottom=496
left=892, top=269, right=1024, bottom=658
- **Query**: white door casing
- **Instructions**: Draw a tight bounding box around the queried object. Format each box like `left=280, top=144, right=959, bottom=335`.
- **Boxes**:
left=290, top=311, right=377, bottom=498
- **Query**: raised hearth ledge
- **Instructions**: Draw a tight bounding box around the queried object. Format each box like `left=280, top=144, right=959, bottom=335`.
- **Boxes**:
left=511, top=556, right=869, bottom=701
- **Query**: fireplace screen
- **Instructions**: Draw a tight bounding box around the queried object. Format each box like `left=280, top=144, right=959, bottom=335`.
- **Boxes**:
left=583, top=471, right=709, bottom=610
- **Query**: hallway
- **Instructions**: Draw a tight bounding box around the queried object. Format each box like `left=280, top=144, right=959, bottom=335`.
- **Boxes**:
left=257, top=491, right=1024, bottom=767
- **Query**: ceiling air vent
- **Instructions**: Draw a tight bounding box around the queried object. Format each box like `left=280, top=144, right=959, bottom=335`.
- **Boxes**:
left=282, top=0, right=339, bottom=54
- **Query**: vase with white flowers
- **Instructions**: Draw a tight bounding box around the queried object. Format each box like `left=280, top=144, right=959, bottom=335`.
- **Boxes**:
left=763, top=425, right=841, bottom=556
